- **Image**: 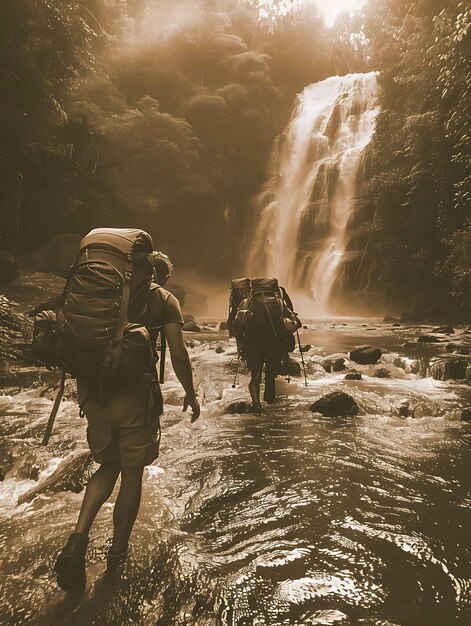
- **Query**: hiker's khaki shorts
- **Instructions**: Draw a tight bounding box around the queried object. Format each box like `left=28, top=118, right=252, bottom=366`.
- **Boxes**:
left=77, top=375, right=162, bottom=467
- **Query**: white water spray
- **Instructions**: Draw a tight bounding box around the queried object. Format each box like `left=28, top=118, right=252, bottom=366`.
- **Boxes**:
left=247, top=72, right=379, bottom=316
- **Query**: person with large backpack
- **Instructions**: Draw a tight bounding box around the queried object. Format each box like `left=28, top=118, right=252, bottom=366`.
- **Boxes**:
left=233, top=277, right=301, bottom=412
left=49, top=229, right=199, bottom=592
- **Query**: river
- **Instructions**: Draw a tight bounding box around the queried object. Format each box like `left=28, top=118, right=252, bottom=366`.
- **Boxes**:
left=1, top=320, right=470, bottom=626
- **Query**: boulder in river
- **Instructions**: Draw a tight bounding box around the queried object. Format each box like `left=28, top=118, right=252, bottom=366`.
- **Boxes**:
left=432, top=325, right=454, bottom=334
left=17, top=450, right=94, bottom=505
left=309, top=391, right=359, bottom=417
left=446, top=343, right=470, bottom=355
left=321, top=354, right=346, bottom=372
left=279, top=358, right=302, bottom=377
left=349, top=345, right=382, bottom=365
left=417, top=335, right=440, bottom=343
left=182, top=320, right=201, bottom=332
left=219, top=321, right=228, bottom=331
left=373, top=366, right=392, bottom=379
left=183, top=314, right=195, bottom=323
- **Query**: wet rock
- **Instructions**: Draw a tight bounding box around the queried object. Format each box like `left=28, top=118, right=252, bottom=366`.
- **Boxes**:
left=5, top=449, right=43, bottom=481
left=322, top=354, right=346, bottom=372
left=430, top=358, right=469, bottom=381
left=182, top=320, right=201, bottom=332
left=432, top=325, right=454, bottom=334
left=219, top=321, right=228, bottom=331
left=461, top=408, right=471, bottom=421
left=17, top=449, right=94, bottom=504
left=303, top=325, right=308, bottom=329
left=225, top=401, right=256, bottom=415
left=398, top=400, right=411, bottom=418
left=183, top=314, right=195, bottom=323
left=306, top=361, right=327, bottom=377
left=383, top=315, right=400, bottom=323
left=215, top=346, right=224, bottom=354
left=309, top=391, right=359, bottom=417
left=344, top=372, right=362, bottom=380
left=446, top=343, right=470, bottom=355
left=393, top=322, right=401, bottom=327
left=349, top=345, right=382, bottom=365
left=279, top=358, right=302, bottom=377
left=299, top=344, right=311, bottom=353
left=373, top=366, right=391, bottom=379
left=417, top=335, right=440, bottom=343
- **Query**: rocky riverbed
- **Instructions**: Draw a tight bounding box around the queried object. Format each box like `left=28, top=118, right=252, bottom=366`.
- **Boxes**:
left=0, top=319, right=470, bottom=626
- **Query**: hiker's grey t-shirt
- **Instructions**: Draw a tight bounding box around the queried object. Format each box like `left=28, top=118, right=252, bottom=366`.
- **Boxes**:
left=147, top=284, right=185, bottom=334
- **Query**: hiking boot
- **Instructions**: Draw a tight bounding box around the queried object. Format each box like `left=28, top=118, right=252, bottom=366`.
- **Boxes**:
left=55, top=533, right=88, bottom=592
left=106, top=547, right=128, bottom=568
left=249, top=403, right=262, bottom=415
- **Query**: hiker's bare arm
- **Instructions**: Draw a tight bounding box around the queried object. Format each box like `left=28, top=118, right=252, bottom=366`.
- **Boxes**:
left=164, top=322, right=200, bottom=422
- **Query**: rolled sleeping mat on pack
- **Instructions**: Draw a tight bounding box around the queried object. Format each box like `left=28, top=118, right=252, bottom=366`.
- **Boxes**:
left=250, top=277, right=279, bottom=294
left=231, top=277, right=251, bottom=293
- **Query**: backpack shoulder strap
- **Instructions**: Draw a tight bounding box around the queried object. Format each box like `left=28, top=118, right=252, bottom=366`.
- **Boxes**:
left=103, top=252, right=133, bottom=376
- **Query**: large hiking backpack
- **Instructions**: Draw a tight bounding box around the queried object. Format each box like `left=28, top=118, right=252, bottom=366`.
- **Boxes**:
left=56, top=228, right=155, bottom=381
left=227, top=277, right=250, bottom=337
left=234, top=278, right=300, bottom=358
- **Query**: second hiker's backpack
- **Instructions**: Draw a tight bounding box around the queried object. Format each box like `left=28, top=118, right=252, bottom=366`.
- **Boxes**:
left=228, top=277, right=251, bottom=337
left=56, top=228, right=155, bottom=381
left=234, top=278, right=301, bottom=357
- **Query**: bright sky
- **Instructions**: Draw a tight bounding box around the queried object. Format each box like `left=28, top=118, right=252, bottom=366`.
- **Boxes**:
left=312, top=0, right=367, bottom=26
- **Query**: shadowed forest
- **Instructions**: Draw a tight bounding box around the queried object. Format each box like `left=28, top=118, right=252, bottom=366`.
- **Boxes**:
left=0, top=0, right=469, bottom=318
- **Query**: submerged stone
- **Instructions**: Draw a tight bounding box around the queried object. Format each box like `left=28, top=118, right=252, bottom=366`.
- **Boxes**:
left=417, top=335, right=440, bottom=343
left=461, top=408, right=471, bottom=421
left=344, top=372, right=362, bottom=380
left=309, top=391, right=359, bottom=417
left=182, top=320, right=201, bottom=332
left=225, top=401, right=258, bottom=415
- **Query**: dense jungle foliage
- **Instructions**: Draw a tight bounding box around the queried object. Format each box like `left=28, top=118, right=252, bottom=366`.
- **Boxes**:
left=0, top=0, right=469, bottom=318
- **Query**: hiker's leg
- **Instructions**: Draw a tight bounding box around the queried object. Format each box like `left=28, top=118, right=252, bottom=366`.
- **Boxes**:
left=110, top=464, right=145, bottom=554
left=249, top=362, right=262, bottom=405
left=74, top=461, right=121, bottom=537
left=263, top=357, right=277, bottom=404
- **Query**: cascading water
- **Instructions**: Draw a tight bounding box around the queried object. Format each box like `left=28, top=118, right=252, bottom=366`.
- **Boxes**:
left=247, top=72, right=380, bottom=316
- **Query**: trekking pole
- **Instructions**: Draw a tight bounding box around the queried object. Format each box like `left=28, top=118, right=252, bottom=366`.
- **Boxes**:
left=232, top=358, right=239, bottom=388
left=42, top=370, right=66, bottom=445
left=296, top=330, right=308, bottom=387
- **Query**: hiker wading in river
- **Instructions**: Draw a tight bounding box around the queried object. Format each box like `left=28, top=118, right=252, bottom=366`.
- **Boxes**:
left=231, top=277, right=301, bottom=413
left=53, top=230, right=200, bottom=592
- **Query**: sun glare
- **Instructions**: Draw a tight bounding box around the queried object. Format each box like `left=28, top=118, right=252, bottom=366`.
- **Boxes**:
left=311, top=0, right=367, bottom=26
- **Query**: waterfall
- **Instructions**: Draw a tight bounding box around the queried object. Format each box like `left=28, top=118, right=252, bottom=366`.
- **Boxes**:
left=247, top=72, right=380, bottom=316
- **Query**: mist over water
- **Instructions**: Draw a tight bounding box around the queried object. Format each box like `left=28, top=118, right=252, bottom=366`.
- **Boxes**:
left=247, top=73, right=379, bottom=316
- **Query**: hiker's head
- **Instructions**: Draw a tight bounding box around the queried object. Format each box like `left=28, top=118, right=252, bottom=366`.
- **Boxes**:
left=152, top=251, right=173, bottom=286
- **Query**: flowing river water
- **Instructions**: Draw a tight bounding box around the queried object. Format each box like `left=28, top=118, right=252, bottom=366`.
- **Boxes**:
left=1, top=321, right=470, bottom=626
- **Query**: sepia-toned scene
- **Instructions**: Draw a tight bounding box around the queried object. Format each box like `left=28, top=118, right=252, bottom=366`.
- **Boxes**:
left=0, top=1, right=470, bottom=625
